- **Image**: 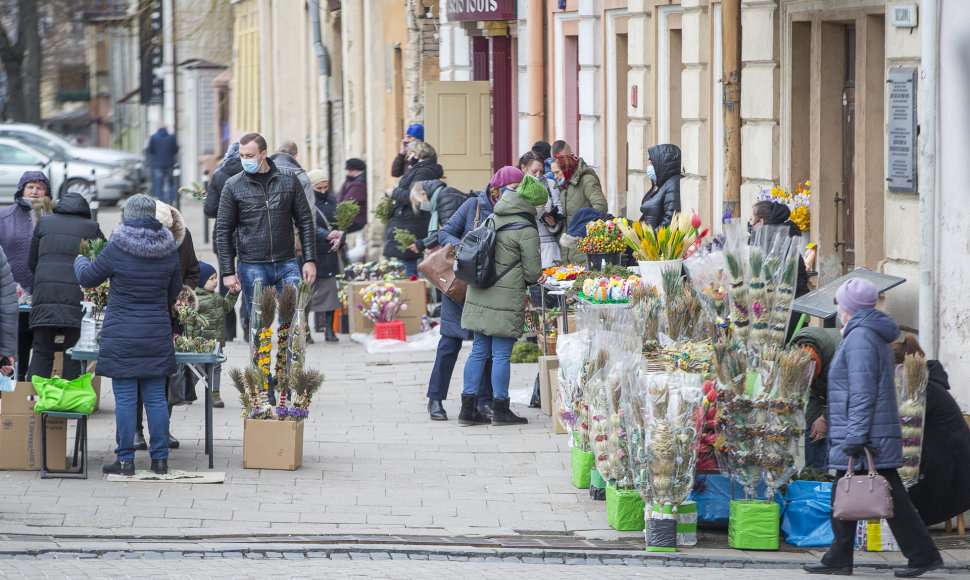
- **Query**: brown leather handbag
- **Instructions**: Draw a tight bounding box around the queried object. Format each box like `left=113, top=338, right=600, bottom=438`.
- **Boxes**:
left=418, top=243, right=467, bottom=303
left=832, top=447, right=894, bottom=521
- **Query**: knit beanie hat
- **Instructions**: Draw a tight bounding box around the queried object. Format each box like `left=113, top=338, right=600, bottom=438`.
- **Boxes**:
left=406, top=123, right=424, bottom=141
left=345, top=158, right=366, bottom=172
left=532, top=141, right=552, bottom=161
left=489, top=166, right=524, bottom=190
left=835, top=277, right=878, bottom=316
left=122, top=194, right=157, bottom=222
left=197, top=262, right=217, bottom=289
left=517, top=175, right=548, bottom=207
left=307, top=169, right=329, bottom=187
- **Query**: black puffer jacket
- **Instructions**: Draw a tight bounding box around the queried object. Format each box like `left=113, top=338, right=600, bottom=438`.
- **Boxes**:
left=382, top=158, right=442, bottom=260
left=214, top=158, right=316, bottom=275
left=415, top=180, right=471, bottom=252
left=313, top=190, right=341, bottom=279
left=28, top=192, right=104, bottom=329
left=640, top=144, right=682, bottom=228
left=204, top=156, right=242, bottom=219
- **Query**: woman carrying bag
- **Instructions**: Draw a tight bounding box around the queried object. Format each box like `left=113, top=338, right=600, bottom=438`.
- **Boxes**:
left=804, top=278, right=941, bottom=578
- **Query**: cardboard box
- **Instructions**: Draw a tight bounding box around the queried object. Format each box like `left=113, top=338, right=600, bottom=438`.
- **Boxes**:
left=0, top=413, right=67, bottom=470
left=2, top=382, right=40, bottom=415
left=551, top=373, right=568, bottom=435
left=91, top=375, right=101, bottom=413
left=537, top=356, right=559, bottom=416
left=243, top=419, right=304, bottom=470
left=348, top=280, right=428, bottom=335
left=52, top=352, right=64, bottom=378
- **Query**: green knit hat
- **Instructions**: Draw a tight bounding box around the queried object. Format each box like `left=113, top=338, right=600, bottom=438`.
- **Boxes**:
left=517, top=175, right=548, bottom=207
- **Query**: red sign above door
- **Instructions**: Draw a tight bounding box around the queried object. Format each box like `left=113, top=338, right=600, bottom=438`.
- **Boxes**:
left=445, top=0, right=517, bottom=21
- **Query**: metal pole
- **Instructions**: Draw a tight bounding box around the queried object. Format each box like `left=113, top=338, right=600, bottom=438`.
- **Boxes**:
left=918, top=0, right=940, bottom=358
left=721, top=0, right=742, bottom=218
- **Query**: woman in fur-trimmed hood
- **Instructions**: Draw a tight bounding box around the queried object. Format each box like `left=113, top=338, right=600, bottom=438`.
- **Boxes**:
left=74, top=194, right=182, bottom=476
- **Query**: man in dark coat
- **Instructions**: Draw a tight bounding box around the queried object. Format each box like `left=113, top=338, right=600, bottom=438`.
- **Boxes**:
left=639, top=144, right=681, bottom=228
left=75, top=194, right=182, bottom=476
left=382, top=142, right=442, bottom=277
left=0, top=247, right=17, bottom=379
left=337, top=158, right=368, bottom=233
left=269, top=140, right=314, bottom=219
left=146, top=125, right=180, bottom=204
left=27, top=192, right=104, bottom=380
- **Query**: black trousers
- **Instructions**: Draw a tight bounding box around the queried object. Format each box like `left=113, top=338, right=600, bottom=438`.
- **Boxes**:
left=16, top=312, right=32, bottom=381
left=27, top=326, right=81, bottom=381
left=823, top=467, right=941, bottom=568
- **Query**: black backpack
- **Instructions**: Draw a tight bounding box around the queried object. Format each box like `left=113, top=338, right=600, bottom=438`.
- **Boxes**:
left=453, top=212, right=535, bottom=289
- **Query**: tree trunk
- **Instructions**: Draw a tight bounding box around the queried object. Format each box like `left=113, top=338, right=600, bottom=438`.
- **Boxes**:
left=2, top=56, right=25, bottom=121
left=20, top=0, right=40, bottom=124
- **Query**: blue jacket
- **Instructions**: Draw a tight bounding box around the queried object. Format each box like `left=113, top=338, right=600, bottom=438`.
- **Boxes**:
left=74, top=218, right=182, bottom=379
left=826, top=308, right=902, bottom=470
left=436, top=188, right=495, bottom=339
left=146, top=128, right=179, bottom=168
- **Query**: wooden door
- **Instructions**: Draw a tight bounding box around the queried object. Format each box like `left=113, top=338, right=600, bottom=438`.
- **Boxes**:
left=424, top=81, right=493, bottom=194
left=839, top=26, right=856, bottom=273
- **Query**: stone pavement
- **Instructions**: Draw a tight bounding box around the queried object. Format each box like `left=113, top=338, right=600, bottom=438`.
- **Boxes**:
left=0, top=201, right=967, bottom=574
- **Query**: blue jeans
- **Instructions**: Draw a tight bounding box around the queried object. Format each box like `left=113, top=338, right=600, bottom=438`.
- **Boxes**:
left=152, top=166, right=176, bottom=205
left=401, top=259, right=418, bottom=278
left=462, top=333, right=514, bottom=400
left=427, top=335, right=492, bottom=403
left=804, top=432, right=829, bottom=471
left=237, top=259, right=302, bottom=339
left=113, top=377, right=169, bottom=462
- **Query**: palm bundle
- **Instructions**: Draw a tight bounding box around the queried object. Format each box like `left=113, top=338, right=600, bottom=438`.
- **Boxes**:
left=79, top=238, right=108, bottom=260
left=725, top=249, right=749, bottom=342
left=288, top=367, right=325, bottom=420
left=768, top=247, right=799, bottom=345
left=31, top=197, right=55, bottom=222
left=177, top=181, right=207, bottom=203
left=746, top=247, right=770, bottom=346
left=288, top=280, right=312, bottom=372
left=274, top=284, right=296, bottom=381
left=335, top=200, right=361, bottom=231
left=254, top=285, right=277, bottom=395
left=231, top=366, right=271, bottom=419
left=896, top=353, right=927, bottom=487
left=760, top=347, right=814, bottom=496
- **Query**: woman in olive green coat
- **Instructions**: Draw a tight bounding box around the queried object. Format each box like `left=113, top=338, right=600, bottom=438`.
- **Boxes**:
left=551, top=154, right=608, bottom=264
left=460, top=173, right=548, bottom=426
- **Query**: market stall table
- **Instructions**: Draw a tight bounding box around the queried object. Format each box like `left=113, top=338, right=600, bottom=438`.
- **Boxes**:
left=66, top=347, right=226, bottom=469
left=791, top=268, right=905, bottom=328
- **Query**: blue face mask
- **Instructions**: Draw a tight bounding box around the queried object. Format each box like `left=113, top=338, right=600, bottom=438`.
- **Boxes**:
left=555, top=177, right=566, bottom=187
left=647, top=166, right=657, bottom=182
left=241, top=154, right=263, bottom=174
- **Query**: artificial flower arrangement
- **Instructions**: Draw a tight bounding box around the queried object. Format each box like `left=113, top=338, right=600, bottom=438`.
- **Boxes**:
left=231, top=280, right=324, bottom=421
left=579, top=275, right=644, bottom=303
left=577, top=219, right=627, bottom=255
left=358, top=283, right=407, bottom=323
left=619, top=212, right=708, bottom=262
left=758, top=182, right=810, bottom=231
left=173, top=334, right=217, bottom=353
left=341, top=259, right=407, bottom=282
left=543, top=264, right=587, bottom=281
left=177, top=182, right=207, bottom=203
left=78, top=238, right=109, bottom=314
left=896, top=353, right=927, bottom=487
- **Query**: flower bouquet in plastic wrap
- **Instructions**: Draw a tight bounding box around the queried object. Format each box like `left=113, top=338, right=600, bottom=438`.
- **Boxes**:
left=722, top=221, right=751, bottom=344
left=758, top=346, right=814, bottom=498
left=555, top=328, right=595, bottom=487
left=629, top=283, right=663, bottom=353
left=684, top=248, right=732, bottom=340
left=896, top=353, right=928, bottom=487
left=711, top=339, right=761, bottom=497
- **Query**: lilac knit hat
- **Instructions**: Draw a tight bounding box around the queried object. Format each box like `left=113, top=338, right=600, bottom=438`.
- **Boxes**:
left=489, top=166, right=524, bottom=190
left=835, top=277, right=878, bottom=316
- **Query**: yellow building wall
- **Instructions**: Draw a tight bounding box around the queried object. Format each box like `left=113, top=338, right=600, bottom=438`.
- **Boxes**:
left=232, top=0, right=260, bottom=135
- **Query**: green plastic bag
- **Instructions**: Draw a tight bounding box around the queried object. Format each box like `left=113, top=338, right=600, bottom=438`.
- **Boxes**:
left=728, top=499, right=780, bottom=550
left=571, top=446, right=595, bottom=488
left=607, top=486, right=645, bottom=531
left=31, top=373, right=96, bottom=415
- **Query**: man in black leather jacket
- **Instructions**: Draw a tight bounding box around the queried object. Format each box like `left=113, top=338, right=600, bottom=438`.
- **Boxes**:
left=215, top=133, right=316, bottom=334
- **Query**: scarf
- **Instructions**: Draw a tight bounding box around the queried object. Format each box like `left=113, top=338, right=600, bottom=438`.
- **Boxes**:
left=554, top=154, right=579, bottom=185
left=421, top=185, right=444, bottom=233
left=216, top=142, right=240, bottom=172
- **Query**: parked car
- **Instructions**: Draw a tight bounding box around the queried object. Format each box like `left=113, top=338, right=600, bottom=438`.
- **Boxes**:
left=0, top=122, right=143, bottom=197
left=0, top=138, right=132, bottom=204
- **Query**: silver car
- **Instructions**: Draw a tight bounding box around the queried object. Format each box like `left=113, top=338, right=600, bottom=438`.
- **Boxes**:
left=0, top=138, right=132, bottom=205
left=0, top=122, right=143, bottom=197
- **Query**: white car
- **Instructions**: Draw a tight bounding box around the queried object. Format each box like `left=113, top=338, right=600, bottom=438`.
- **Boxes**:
left=0, top=122, right=143, bottom=197
left=0, top=138, right=133, bottom=205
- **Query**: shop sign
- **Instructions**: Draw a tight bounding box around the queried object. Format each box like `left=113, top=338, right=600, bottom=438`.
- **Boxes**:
left=887, top=67, right=917, bottom=194
left=446, top=0, right=517, bottom=22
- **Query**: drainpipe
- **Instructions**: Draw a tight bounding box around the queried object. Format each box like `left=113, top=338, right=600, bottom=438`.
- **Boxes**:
left=309, top=0, right=333, bottom=181
left=721, top=0, right=741, bottom=218
left=526, top=0, right=544, bottom=144
left=918, top=0, right=939, bottom=358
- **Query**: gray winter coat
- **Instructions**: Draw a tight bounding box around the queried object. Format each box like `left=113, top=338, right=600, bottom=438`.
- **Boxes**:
left=0, top=247, right=17, bottom=359
left=826, top=308, right=902, bottom=470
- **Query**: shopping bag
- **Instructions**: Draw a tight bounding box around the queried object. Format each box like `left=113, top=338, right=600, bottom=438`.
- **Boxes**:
left=590, top=468, right=607, bottom=500
left=571, top=446, right=595, bottom=489
left=31, top=373, right=96, bottom=415
left=728, top=500, right=780, bottom=550
left=606, top=486, right=645, bottom=531
left=166, top=363, right=198, bottom=407
left=855, top=518, right=898, bottom=551
left=781, top=481, right=834, bottom=547
left=645, top=517, right=677, bottom=552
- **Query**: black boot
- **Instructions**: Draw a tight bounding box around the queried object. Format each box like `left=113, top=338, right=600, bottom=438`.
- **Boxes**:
left=103, top=460, right=135, bottom=476
left=168, top=434, right=180, bottom=449
left=314, top=312, right=327, bottom=333
left=306, top=326, right=314, bottom=344
left=151, top=459, right=168, bottom=475
left=428, top=399, right=447, bottom=421
left=133, top=431, right=148, bottom=451
left=324, top=311, right=339, bottom=342
left=458, top=394, right=490, bottom=426
left=477, top=399, right=494, bottom=418
left=491, top=398, right=528, bottom=425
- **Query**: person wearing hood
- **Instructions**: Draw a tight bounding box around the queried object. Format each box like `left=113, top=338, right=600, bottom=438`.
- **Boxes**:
left=790, top=327, right=843, bottom=471
left=891, top=335, right=970, bottom=528
left=269, top=140, right=314, bottom=217
left=804, top=278, right=942, bottom=578
left=146, top=125, right=179, bottom=205
left=407, top=179, right=469, bottom=254
left=550, top=153, right=607, bottom=265
left=306, top=169, right=341, bottom=343
left=391, top=124, right=426, bottom=178
left=75, top=194, right=183, bottom=477
left=27, top=191, right=104, bottom=381
left=0, top=170, right=52, bottom=379
left=382, top=141, right=442, bottom=277
left=640, top=144, right=682, bottom=229
left=459, top=172, right=546, bottom=427
left=204, top=141, right=243, bottom=342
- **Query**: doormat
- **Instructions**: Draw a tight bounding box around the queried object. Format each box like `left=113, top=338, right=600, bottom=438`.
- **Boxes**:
left=106, top=470, right=225, bottom=483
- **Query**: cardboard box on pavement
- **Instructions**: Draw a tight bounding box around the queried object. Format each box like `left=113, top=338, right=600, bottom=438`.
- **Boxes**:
left=242, top=419, right=304, bottom=470
left=2, top=382, right=40, bottom=415
left=348, top=280, right=428, bottom=335
left=551, top=371, right=568, bottom=435
left=0, top=413, right=67, bottom=470
left=537, top=356, right=559, bottom=416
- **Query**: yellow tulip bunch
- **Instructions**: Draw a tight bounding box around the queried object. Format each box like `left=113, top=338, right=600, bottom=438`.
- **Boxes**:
left=618, top=212, right=700, bottom=261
